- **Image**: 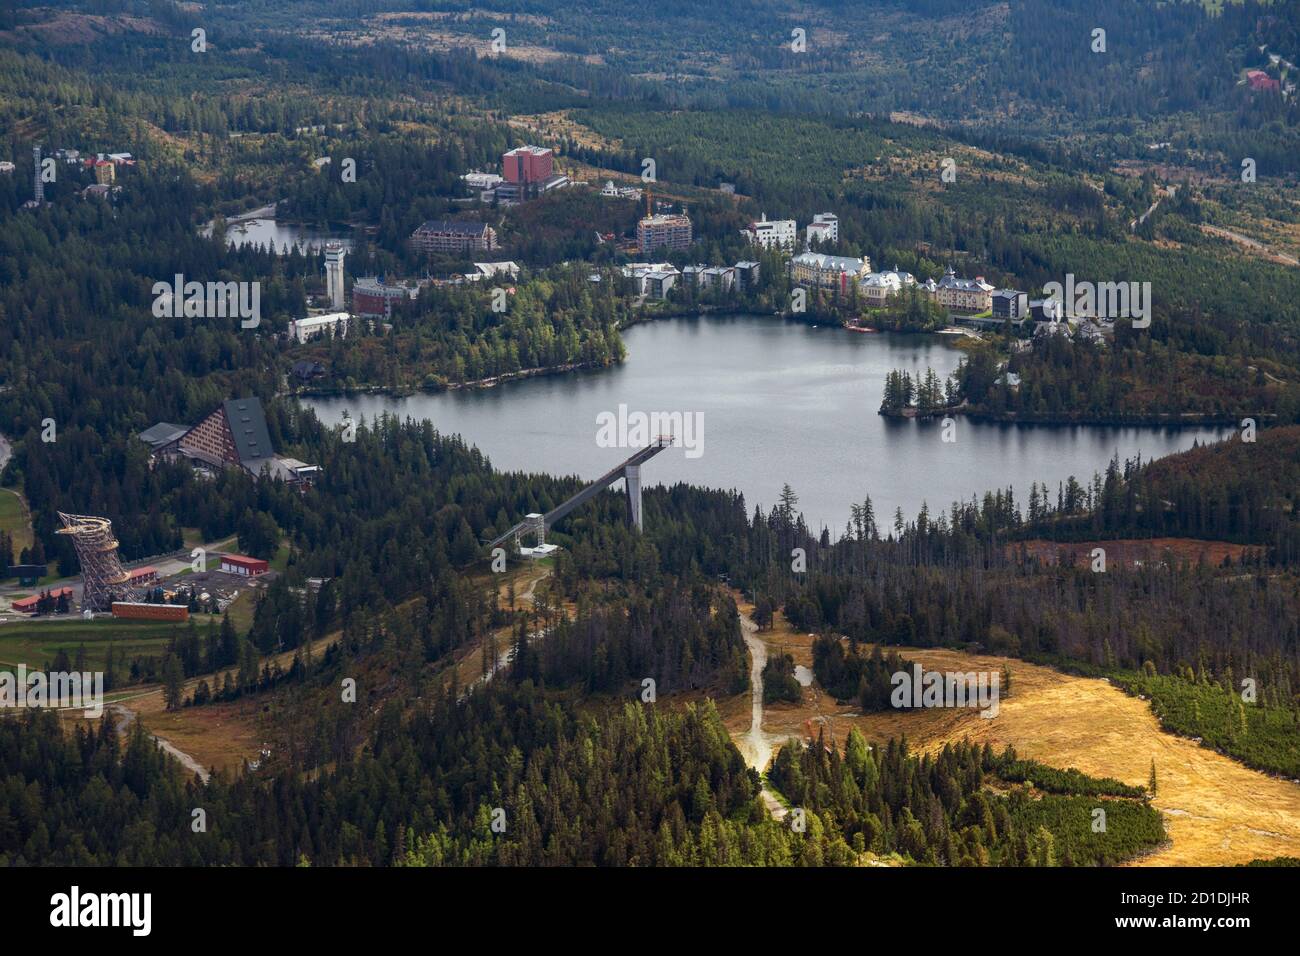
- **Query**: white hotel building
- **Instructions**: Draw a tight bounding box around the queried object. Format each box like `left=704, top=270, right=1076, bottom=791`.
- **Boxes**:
left=288, top=312, right=350, bottom=344
left=805, top=213, right=839, bottom=247
left=744, top=214, right=798, bottom=250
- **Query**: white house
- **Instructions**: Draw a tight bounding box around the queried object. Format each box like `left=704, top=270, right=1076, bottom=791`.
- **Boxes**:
left=622, top=262, right=675, bottom=294
left=463, top=171, right=504, bottom=190
left=470, top=261, right=521, bottom=281
left=744, top=214, right=797, bottom=250
left=600, top=180, right=642, bottom=200
left=806, top=212, right=839, bottom=247
left=289, top=312, right=350, bottom=344
left=860, top=268, right=916, bottom=306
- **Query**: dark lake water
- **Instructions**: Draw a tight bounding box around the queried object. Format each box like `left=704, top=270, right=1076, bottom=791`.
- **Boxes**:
left=306, top=314, right=1230, bottom=532
left=204, top=218, right=356, bottom=254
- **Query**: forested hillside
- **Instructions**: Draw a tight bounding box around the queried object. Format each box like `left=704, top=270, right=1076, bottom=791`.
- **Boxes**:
left=768, top=734, right=1164, bottom=866
left=1, top=0, right=1297, bottom=875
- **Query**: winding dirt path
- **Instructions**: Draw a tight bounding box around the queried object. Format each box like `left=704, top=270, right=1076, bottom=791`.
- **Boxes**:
left=110, top=702, right=210, bottom=783
left=88, top=632, right=344, bottom=780
left=736, top=608, right=788, bottom=821
left=719, top=597, right=1300, bottom=864
left=453, top=565, right=556, bottom=701
left=1201, top=223, right=1300, bottom=267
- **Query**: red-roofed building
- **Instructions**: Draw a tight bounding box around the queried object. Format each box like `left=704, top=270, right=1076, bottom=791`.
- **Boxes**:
left=12, top=587, right=74, bottom=614
left=127, top=566, right=158, bottom=587
left=1247, top=70, right=1281, bottom=93
left=220, top=554, right=269, bottom=577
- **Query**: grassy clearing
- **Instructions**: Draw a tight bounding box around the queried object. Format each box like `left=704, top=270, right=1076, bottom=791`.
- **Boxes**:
left=221, top=589, right=258, bottom=635
left=0, top=488, right=36, bottom=558
left=269, top=540, right=292, bottom=573
left=723, top=597, right=1300, bottom=866
left=0, top=617, right=182, bottom=670
left=93, top=627, right=348, bottom=775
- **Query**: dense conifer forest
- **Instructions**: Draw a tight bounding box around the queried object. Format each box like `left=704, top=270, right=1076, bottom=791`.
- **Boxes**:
left=768, top=734, right=1165, bottom=866
left=1, top=0, right=1297, bottom=871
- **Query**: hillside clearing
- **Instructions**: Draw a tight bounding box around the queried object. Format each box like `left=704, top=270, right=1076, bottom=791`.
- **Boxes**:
left=724, top=599, right=1300, bottom=866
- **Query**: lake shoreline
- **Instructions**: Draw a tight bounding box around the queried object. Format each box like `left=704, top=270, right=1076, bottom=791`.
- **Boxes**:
left=294, top=312, right=1227, bottom=429
left=303, top=315, right=1231, bottom=530
left=292, top=358, right=617, bottom=398
left=880, top=405, right=1254, bottom=427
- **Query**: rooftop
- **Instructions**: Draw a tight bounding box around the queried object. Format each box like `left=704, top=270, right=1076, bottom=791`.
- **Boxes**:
left=139, top=422, right=189, bottom=449
left=938, top=268, right=994, bottom=292
left=473, top=261, right=520, bottom=277
left=639, top=213, right=692, bottom=226
left=861, top=272, right=906, bottom=288
left=354, top=276, right=420, bottom=295
left=414, top=219, right=492, bottom=236
left=292, top=312, right=350, bottom=326
left=223, top=397, right=275, bottom=465
left=793, top=252, right=868, bottom=272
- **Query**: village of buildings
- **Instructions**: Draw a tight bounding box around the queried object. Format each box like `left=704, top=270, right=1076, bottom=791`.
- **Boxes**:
left=619, top=206, right=1093, bottom=343
left=1, top=394, right=315, bottom=623
left=282, top=143, right=1101, bottom=369
left=8, top=136, right=1115, bottom=377
left=0, top=135, right=1141, bottom=621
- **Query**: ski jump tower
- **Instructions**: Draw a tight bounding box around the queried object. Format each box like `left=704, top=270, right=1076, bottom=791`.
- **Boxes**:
left=487, top=437, right=674, bottom=554
left=56, top=512, right=139, bottom=611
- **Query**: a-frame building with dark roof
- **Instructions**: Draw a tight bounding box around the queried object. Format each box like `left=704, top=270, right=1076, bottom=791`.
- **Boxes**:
left=140, top=396, right=318, bottom=487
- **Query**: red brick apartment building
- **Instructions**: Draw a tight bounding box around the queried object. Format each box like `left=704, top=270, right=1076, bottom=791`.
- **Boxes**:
left=502, top=145, right=553, bottom=184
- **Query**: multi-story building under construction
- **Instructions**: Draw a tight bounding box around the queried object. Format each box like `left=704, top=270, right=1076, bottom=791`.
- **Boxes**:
left=56, top=512, right=139, bottom=611
left=636, top=213, right=693, bottom=253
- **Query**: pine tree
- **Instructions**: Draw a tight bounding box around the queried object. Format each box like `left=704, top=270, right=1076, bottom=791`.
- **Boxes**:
left=1034, top=825, right=1056, bottom=867
left=778, top=484, right=800, bottom=525
left=162, top=654, right=185, bottom=711
left=218, top=613, right=238, bottom=668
